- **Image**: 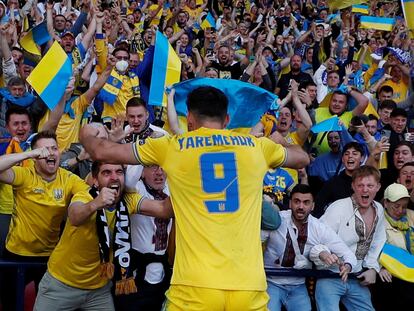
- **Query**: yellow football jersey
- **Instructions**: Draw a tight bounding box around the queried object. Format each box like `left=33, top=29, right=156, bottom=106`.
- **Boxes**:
left=133, top=127, right=286, bottom=290
left=101, top=76, right=140, bottom=123
left=56, top=95, right=90, bottom=152
left=314, top=108, right=353, bottom=155
left=6, top=166, right=90, bottom=256
left=48, top=193, right=143, bottom=289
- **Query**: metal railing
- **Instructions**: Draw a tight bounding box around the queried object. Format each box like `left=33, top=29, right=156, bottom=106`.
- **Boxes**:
left=0, top=260, right=351, bottom=311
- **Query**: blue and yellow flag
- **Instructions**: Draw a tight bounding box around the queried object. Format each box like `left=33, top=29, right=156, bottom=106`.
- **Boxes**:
left=360, top=16, right=395, bottom=31
left=27, top=41, right=72, bottom=110
left=380, top=243, right=414, bottom=283
left=172, top=78, right=278, bottom=131
left=401, top=0, right=414, bottom=39
left=328, top=0, right=366, bottom=11
left=149, top=31, right=181, bottom=107
left=311, top=116, right=344, bottom=133
left=352, top=4, right=369, bottom=14
left=19, top=22, right=51, bottom=56
left=364, top=102, right=380, bottom=119
left=201, top=12, right=216, bottom=29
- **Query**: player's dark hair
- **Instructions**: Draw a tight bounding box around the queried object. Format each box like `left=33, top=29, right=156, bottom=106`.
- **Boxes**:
left=187, top=86, right=228, bottom=122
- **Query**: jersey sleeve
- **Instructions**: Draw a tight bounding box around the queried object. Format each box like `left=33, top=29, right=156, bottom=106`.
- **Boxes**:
left=123, top=192, right=144, bottom=214
left=132, top=135, right=169, bottom=166
left=259, top=137, right=287, bottom=169
left=70, top=190, right=93, bottom=205
left=11, top=166, right=32, bottom=189
left=67, top=172, right=90, bottom=196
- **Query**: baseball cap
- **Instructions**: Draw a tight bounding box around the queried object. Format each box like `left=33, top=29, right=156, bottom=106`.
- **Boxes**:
left=384, top=183, right=410, bottom=202
left=60, top=31, right=75, bottom=39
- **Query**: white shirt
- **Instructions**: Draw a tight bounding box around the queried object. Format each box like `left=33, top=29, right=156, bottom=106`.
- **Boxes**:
left=262, top=210, right=357, bottom=285
left=320, top=197, right=386, bottom=273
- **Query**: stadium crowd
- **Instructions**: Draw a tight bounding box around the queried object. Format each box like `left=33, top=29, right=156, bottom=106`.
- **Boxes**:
left=0, top=0, right=413, bottom=310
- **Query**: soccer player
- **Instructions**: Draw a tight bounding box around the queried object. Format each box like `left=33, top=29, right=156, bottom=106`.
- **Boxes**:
left=80, top=86, right=309, bottom=310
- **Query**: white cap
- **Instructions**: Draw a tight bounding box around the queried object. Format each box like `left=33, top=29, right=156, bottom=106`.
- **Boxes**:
left=384, top=183, right=410, bottom=202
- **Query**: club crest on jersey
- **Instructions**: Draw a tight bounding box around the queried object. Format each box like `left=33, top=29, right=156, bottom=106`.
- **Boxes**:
left=53, top=189, right=64, bottom=200
left=138, top=139, right=146, bottom=145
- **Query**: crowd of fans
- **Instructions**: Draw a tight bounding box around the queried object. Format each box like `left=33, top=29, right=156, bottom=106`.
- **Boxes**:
left=0, top=0, right=413, bottom=310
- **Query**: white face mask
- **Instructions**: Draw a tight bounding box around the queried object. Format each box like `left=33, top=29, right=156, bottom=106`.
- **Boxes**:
left=115, top=60, right=129, bottom=73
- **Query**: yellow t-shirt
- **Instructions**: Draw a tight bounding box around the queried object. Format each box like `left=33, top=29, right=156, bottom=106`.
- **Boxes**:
left=56, top=95, right=90, bottom=152
left=283, top=131, right=304, bottom=184
left=380, top=79, right=409, bottom=103
left=184, top=6, right=203, bottom=20
left=6, top=166, right=90, bottom=256
left=48, top=193, right=143, bottom=289
left=148, top=4, right=163, bottom=26
left=314, top=107, right=353, bottom=155
left=0, top=183, right=13, bottom=214
left=133, top=128, right=286, bottom=290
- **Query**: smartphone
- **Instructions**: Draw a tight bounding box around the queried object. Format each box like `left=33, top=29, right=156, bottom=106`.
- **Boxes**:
left=206, top=48, right=214, bottom=58
left=249, top=55, right=255, bottom=63
left=381, top=129, right=391, bottom=141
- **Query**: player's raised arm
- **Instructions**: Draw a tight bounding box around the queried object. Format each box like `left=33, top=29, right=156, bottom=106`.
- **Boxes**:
left=79, top=124, right=138, bottom=164
left=283, top=144, right=310, bottom=169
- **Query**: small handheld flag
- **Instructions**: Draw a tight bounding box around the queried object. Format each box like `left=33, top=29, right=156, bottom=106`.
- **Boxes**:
left=401, top=0, right=414, bottom=39
left=19, top=22, right=51, bottom=56
left=201, top=12, right=216, bottom=30
left=380, top=243, right=414, bottom=283
left=27, top=41, right=72, bottom=110
left=352, top=4, right=369, bottom=14
left=360, top=16, right=395, bottom=31
left=311, top=116, right=344, bottom=133
left=148, top=31, right=181, bottom=107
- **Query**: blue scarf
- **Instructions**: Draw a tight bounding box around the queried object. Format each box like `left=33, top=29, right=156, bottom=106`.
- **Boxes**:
left=0, top=88, right=36, bottom=107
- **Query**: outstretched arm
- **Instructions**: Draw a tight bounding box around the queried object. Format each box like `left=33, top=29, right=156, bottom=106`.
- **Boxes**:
left=79, top=124, right=138, bottom=164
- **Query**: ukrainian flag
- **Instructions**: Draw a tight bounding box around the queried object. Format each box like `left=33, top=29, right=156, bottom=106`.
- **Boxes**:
left=352, top=4, right=369, bottom=14
left=379, top=243, right=414, bottom=283
left=360, top=16, right=395, bottom=31
left=172, top=78, right=278, bottom=131
left=201, top=12, right=216, bottom=30
left=19, top=22, right=51, bottom=56
left=402, top=0, right=414, bottom=39
left=148, top=31, right=181, bottom=107
left=27, top=41, right=72, bottom=110
left=328, top=0, right=366, bottom=11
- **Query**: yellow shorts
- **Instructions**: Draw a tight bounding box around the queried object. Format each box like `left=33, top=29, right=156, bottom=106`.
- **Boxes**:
left=164, top=284, right=269, bottom=311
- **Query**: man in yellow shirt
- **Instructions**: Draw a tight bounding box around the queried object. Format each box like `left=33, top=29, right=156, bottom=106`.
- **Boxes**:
left=80, top=86, right=309, bottom=310
left=33, top=162, right=171, bottom=311
left=314, top=87, right=369, bottom=155
left=0, top=131, right=90, bottom=311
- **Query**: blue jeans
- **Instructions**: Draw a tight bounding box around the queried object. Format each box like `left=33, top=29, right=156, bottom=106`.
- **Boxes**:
left=267, top=281, right=311, bottom=311
left=315, top=278, right=374, bottom=311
